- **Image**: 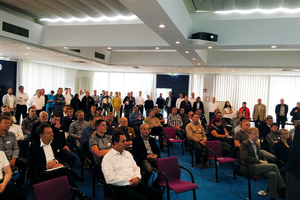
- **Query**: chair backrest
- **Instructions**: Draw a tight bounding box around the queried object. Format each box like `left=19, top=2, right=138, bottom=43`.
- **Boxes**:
left=163, top=127, right=176, bottom=139
left=33, top=176, right=71, bottom=200
left=156, top=156, right=180, bottom=184
left=206, top=140, right=223, bottom=158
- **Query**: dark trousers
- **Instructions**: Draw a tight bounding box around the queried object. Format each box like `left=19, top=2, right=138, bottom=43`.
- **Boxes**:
left=0, top=183, right=26, bottom=200
left=254, top=116, right=261, bottom=128
left=166, top=107, right=172, bottom=116
left=138, top=105, right=144, bottom=114
left=277, top=116, right=286, bottom=129
left=209, top=112, right=214, bottom=123
left=120, top=105, right=123, bottom=117
left=150, top=126, right=164, bottom=149
left=191, top=141, right=207, bottom=164
left=141, top=160, right=157, bottom=184
left=15, top=157, right=28, bottom=185
left=124, top=108, right=132, bottom=120
left=47, top=107, right=53, bottom=121
left=15, top=104, right=27, bottom=124
left=36, top=109, right=42, bottom=117
left=113, top=182, right=163, bottom=200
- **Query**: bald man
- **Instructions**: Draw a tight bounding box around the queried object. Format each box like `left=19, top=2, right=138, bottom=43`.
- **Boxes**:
left=252, top=98, right=266, bottom=127
left=275, top=98, right=288, bottom=129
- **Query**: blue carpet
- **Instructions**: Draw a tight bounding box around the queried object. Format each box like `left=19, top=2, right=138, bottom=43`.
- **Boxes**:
left=21, top=140, right=271, bottom=200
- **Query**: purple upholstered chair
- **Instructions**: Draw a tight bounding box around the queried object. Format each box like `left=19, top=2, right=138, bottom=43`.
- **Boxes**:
left=162, top=127, right=184, bottom=157
left=203, top=140, right=236, bottom=182
left=33, top=176, right=71, bottom=200
left=155, top=156, right=198, bottom=200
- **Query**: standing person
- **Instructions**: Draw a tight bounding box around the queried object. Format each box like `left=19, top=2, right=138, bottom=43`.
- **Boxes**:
left=111, top=92, right=121, bottom=122
left=53, top=88, right=66, bottom=118
left=78, top=89, right=84, bottom=101
left=92, top=90, right=100, bottom=107
left=123, top=92, right=134, bottom=120
left=223, top=101, right=233, bottom=125
left=68, top=88, right=73, bottom=98
left=144, top=95, right=154, bottom=117
left=2, top=88, right=16, bottom=116
left=252, top=98, right=266, bottom=128
left=101, top=91, right=111, bottom=115
left=180, top=96, right=192, bottom=115
left=130, top=91, right=136, bottom=107
left=15, top=86, right=28, bottom=124
left=70, top=94, right=82, bottom=113
left=81, top=91, right=95, bottom=117
left=46, top=90, right=54, bottom=121
left=239, top=102, right=250, bottom=120
left=189, top=92, right=196, bottom=109
left=193, top=97, right=205, bottom=114
left=135, top=91, right=145, bottom=114
left=290, top=102, right=300, bottom=122
left=99, top=90, right=105, bottom=104
left=175, top=93, right=184, bottom=110
left=165, top=91, right=176, bottom=116
left=208, top=97, right=219, bottom=122
left=28, top=89, right=44, bottom=116
left=275, top=98, right=288, bottom=129
left=40, top=89, right=47, bottom=112
left=118, top=92, right=123, bottom=118
left=156, top=93, right=165, bottom=115
left=63, top=88, right=72, bottom=106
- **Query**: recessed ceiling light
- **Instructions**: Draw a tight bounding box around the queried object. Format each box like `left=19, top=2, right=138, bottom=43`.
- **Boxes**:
left=232, top=70, right=235, bottom=72
left=208, top=46, right=212, bottom=49
left=64, top=47, right=68, bottom=49
left=185, top=51, right=189, bottom=54
left=26, top=47, right=30, bottom=49
left=25, top=53, right=28, bottom=55
left=197, top=63, right=201, bottom=65
left=159, top=24, right=165, bottom=28
left=175, top=41, right=180, bottom=44
left=107, top=47, right=112, bottom=50
left=271, top=46, right=277, bottom=48
left=155, top=47, right=160, bottom=50
left=192, top=58, right=196, bottom=60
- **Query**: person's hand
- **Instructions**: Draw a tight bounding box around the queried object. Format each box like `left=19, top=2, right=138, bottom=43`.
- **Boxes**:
left=137, top=116, right=141, bottom=120
left=261, top=160, right=268, bottom=164
left=0, top=183, right=6, bottom=193
left=63, top=146, right=70, bottom=151
left=52, top=163, right=64, bottom=169
left=151, top=154, right=158, bottom=161
left=200, top=141, right=206, bottom=147
left=146, top=155, right=153, bottom=160
left=125, top=141, right=132, bottom=146
left=55, top=122, right=61, bottom=129
left=129, top=177, right=139, bottom=187
left=77, top=135, right=81, bottom=139
left=46, top=160, right=57, bottom=169
left=9, top=158, right=16, bottom=167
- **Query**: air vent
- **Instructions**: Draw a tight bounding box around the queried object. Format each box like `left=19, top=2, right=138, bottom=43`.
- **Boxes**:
left=69, top=49, right=81, bottom=53
left=2, top=22, right=29, bottom=38
left=71, top=61, right=87, bottom=64
left=133, top=66, right=140, bottom=69
left=95, top=52, right=105, bottom=60
left=282, top=69, right=298, bottom=72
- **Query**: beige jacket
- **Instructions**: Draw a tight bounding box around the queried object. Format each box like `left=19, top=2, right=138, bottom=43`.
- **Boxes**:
left=186, top=122, right=206, bottom=142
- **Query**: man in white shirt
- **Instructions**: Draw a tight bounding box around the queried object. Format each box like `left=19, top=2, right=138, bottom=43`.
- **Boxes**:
left=78, top=89, right=84, bottom=101
left=189, top=92, right=196, bottom=109
left=1, top=112, right=24, bottom=141
left=176, top=93, right=184, bottom=110
left=208, top=97, right=219, bottom=122
left=29, top=89, right=44, bottom=116
left=15, top=86, right=29, bottom=124
left=2, top=88, right=16, bottom=116
left=102, top=132, right=162, bottom=200
left=91, top=90, right=100, bottom=107
left=135, top=91, right=145, bottom=114
left=63, top=88, right=72, bottom=106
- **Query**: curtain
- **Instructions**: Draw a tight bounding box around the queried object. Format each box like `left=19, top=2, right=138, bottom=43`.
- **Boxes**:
left=189, top=74, right=204, bottom=99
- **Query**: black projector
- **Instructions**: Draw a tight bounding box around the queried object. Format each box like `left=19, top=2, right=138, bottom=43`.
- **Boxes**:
left=191, top=32, right=218, bottom=42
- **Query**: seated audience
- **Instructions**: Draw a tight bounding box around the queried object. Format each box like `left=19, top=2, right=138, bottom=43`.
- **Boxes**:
left=288, top=120, right=299, bottom=141
left=113, top=117, right=135, bottom=148
left=233, top=113, right=245, bottom=129
left=81, top=116, right=99, bottom=154
left=61, top=107, right=77, bottom=132
left=232, top=111, right=241, bottom=123
left=167, top=107, right=185, bottom=141
left=132, top=124, right=161, bottom=185
left=210, top=108, right=221, bottom=122
left=210, top=118, right=234, bottom=152
left=258, top=115, right=273, bottom=139
left=238, top=102, right=250, bottom=120
left=1, top=112, right=24, bottom=141
left=21, top=106, right=39, bottom=140
left=209, top=111, right=226, bottom=128
left=62, top=105, right=69, bottom=118
left=234, top=119, right=251, bottom=148
left=95, top=107, right=107, bottom=120
left=178, top=108, right=190, bottom=129
left=275, top=128, right=291, bottom=168
left=89, top=119, right=111, bottom=178
left=102, top=132, right=163, bottom=200
left=30, top=111, right=49, bottom=143
left=106, top=112, right=119, bottom=136
left=154, top=106, right=165, bottom=125
left=240, top=127, right=285, bottom=200
left=0, top=151, right=26, bottom=200
left=69, top=110, right=89, bottom=150
left=186, top=113, right=210, bottom=169
left=144, top=109, right=164, bottom=150
left=195, top=109, right=207, bottom=128
left=266, top=123, right=279, bottom=154
left=85, top=105, right=96, bottom=121
left=1, top=106, right=17, bottom=124
left=129, top=106, right=144, bottom=135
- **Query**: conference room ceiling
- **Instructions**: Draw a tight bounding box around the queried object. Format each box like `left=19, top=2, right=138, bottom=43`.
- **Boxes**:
left=0, top=0, right=300, bottom=74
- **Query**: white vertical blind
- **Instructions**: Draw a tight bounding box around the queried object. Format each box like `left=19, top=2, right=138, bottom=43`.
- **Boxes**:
left=189, top=74, right=204, bottom=99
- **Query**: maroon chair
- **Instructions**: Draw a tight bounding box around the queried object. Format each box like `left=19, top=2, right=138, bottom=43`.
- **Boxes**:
left=154, top=156, right=198, bottom=200
left=162, top=127, right=184, bottom=157
left=202, top=140, right=236, bottom=182
left=33, top=176, right=71, bottom=200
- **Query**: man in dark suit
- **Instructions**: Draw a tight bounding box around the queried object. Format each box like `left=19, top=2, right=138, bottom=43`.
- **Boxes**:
left=27, top=123, right=78, bottom=188
left=180, top=96, right=192, bottom=115
left=290, top=102, right=300, bottom=122
left=240, top=127, right=285, bottom=200
left=132, top=123, right=160, bottom=185
left=193, top=97, right=205, bottom=114
left=165, top=91, right=176, bottom=116
left=113, top=117, right=135, bottom=147
left=275, top=98, right=288, bottom=129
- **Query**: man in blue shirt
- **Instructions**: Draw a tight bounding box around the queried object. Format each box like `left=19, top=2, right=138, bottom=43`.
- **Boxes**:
left=129, top=106, right=144, bottom=135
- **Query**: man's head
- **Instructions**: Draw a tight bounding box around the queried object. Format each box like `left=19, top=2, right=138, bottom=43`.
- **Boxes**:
left=96, top=107, right=103, bottom=116
left=180, top=108, right=185, bottom=114
left=191, top=113, right=199, bottom=123
left=133, top=106, right=138, bottom=114
left=64, top=88, right=68, bottom=94
left=258, top=98, right=262, bottom=104
left=86, top=91, right=90, bottom=97
left=120, top=117, right=128, bottom=128
left=68, top=88, right=71, bottom=94
left=89, top=116, right=99, bottom=128
left=172, top=107, right=178, bottom=115
left=115, top=92, right=119, bottom=97
left=247, top=127, right=259, bottom=142
left=241, top=119, right=250, bottom=132
left=150, top=109, right=155, bottom=117
left=1, top=106, right=8, bottom=113
left=212, top=97, right=215, bottom=103
left=83, top=88, right=86, bottom=94
left=154, top=106, right=159, bottom=114
left=1, top=112, right=12, bottom=122
left=179, top=93, right=183, bottom=99
left=41, top=89, right=45, bottom=95
left=196, top=97, right=201, bottom=103
left=216, top=112, right=222, bottom=119
left=191, top=92, right=195, bottom=98
left=280, top=98, right=284, bottom=105
left=19, top=86, right=24, bottom=93
left=112, top=132, right=126, bottom=152
left=50, top=90, right=54, bottom=95
left=270, top=123, right=279, bottom=133
left=238, top=113, right=244, bottom=119
left=118, top=91, right=121, bottom=97
left=127, top=92, right=131, bottom=97
left=184, top=96, right=188, bottom=101
left=188, top=111, right=194, bottom=119
left=37, top=123, right=53, bottom=145
left=212, top=117, right=221, bottom=126
left=242, top=102, right=247, bottom=108
left=63, top=105, right=69, bottom=113
left=102, top=90, right=105, bottom=95
left=50, top=113, right=60, bottom=125
left=110, top=91, right=113, bottom=96
left=57, top=88, right=63, bottom=95
left=79, top=89, right=82, bottom=94
left=168, top=91, right=172, bottom=97
left=297, top=102, right=300, bottom=108
left=67, top=107, right=74, bottom=118
left=28, top=106, right=37, bottom=118
left=36, top=89, right=41, bottom=97
left=214, top=108, right=220, bottom=115
left=95, top=119, right=106, bottom=135
left=39, top=111, right=48, bottom=123
left=266, top=115, right=273, bottom=125
left=0, top=116, right=11, bottom=131
left=76, top=110, right=84, bottom=121
left=140, top=124, right=149, bottom=139
left=139, top=91, right=142, bottom=96
left=7, top=88, right=12, bottom=95
left=90, top=105, right=96, bottom=114
left=279, top=129, right=289, bottom=139
left=196, top=109, right=202, bottom=116
left=131, top=91, right=133, bottom=96
left=93, top=90, right=97, bottom=95
left=147, top=95, right=150, bottom=100
left=107, top=112, right=114, bottom=122
left=159, top=93, right=162, bottom=97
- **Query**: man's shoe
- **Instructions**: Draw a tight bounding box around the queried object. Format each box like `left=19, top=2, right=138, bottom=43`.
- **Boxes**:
left=196, top=163, right=203, bottom=169
left=204, top=163, right=211, bottom=168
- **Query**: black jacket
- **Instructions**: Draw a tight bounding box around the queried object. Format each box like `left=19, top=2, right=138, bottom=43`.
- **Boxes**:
left=27, top=138, right=65, bottom=173
left=180, top=100, right=192, bottom=114
left=275, top=104, right=288, bottom=121
left=165, top=96, right=176, bottom=108
left=81, top=96, right=95, bottom=112
left=193, top=101, right=205, bottom=114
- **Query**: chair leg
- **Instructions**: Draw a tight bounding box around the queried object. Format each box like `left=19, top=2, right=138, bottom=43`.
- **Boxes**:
left=167, top=142, right=170, bottom=157
left=92, top=174, right=96, bottom=198
left=248, top=176, right=251, bottom=200
left=193, top=189, right=197, bottom=200
left=233, top=162, right=236, bottom=179
left=191, top=148, right=194, bottom=167
left=215, top=159, right=218, bottom=182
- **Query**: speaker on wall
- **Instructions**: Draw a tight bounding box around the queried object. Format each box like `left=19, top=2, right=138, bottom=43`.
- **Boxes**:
left=191, top=32, right=218, bottom=42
